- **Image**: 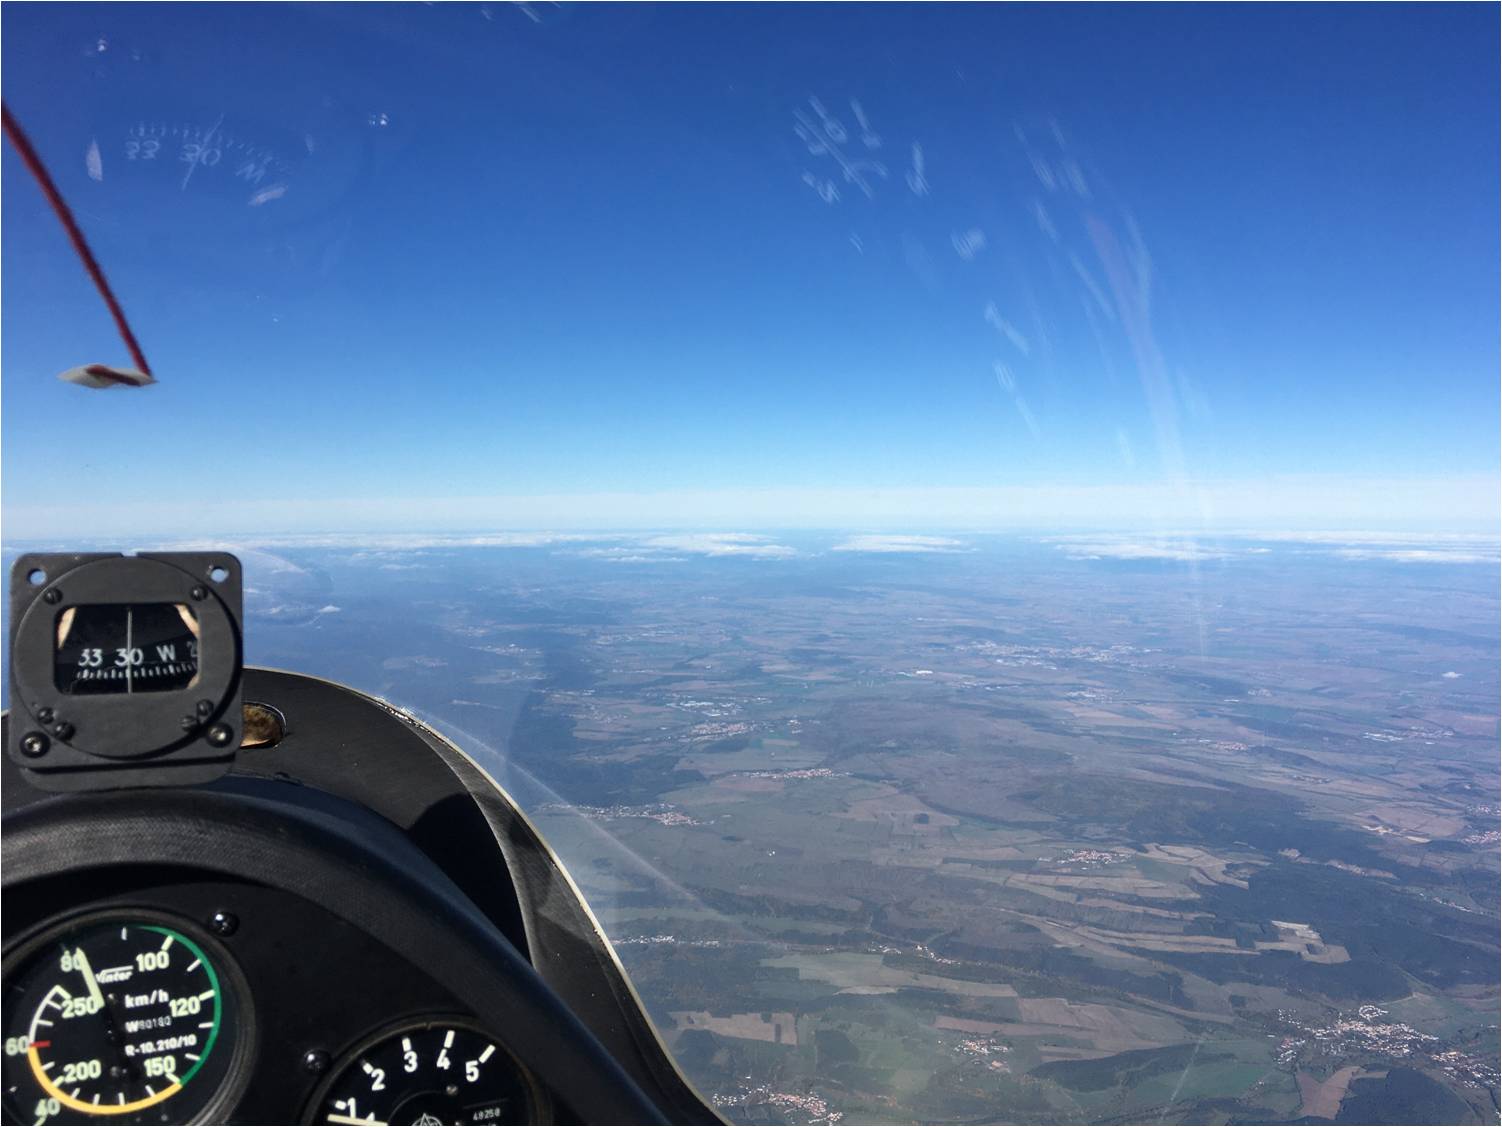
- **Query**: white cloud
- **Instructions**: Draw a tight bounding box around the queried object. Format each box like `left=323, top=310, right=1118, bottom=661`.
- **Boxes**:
left=569, top=534, right=794, bottom=561
left=575, top=547, right=655, bottom=559
left=1221, top=530, right=1499, bottom=547
left=1056, top=529, right=1499, bottom=565
left=1045, top=529, right=1501, bottom=564
left=1051, top=534, right=1225, bottom=561
left=1442, top=671, right=1462, bottom=679
left=573, top=547, right=687, bottom=563
left=140, top=530, right=798, bottom=559
left=1328, top=548, right=1498, bottom=564
left=152, top=532, right=627, bottom=551
left=1110, top=545, right=1219, bottom=561
left=260, top=603, right=317, bottom=620
left=833, top=535, right=969, bottom=553
left=1208, top=529, right=1498, bottom=563
left=640, top=533, right=795, bottom=558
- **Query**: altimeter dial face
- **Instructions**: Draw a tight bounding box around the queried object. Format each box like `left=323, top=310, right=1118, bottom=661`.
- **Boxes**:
left=313, top=1022, right=541, bottom=1126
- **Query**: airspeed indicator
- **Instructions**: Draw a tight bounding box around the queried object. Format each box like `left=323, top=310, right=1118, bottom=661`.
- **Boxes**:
left=2, top=916, right=244, bottom=1124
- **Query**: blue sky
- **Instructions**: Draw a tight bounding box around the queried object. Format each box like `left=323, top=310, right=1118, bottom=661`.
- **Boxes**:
left=3, top=3, right=1497, bottom=537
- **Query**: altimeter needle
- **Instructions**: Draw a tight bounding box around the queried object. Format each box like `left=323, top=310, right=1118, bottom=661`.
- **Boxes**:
left=325, top=1115, right=386, bottom=1125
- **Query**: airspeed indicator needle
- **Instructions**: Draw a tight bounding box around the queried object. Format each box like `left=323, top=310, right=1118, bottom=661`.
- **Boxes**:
left=73, top=947, right=104, bottom=1009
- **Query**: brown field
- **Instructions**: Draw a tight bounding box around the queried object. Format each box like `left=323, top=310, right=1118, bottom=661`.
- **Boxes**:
left=1036, top=1045, right=1121, bottom=1063
left=1040, top=921, right=1254, bottom=956
left=1072, top=897, right=1210, bottom=920
left=934, top=998, right=1185, bottom=1049
left=1136, top=843, right=1256, bottom=888
left=1259, top=921, right=1351, bottom=964
left=1296, top=1065, right=1362, bottom=1119
left=1354, top=805, right=1468, bottom=839
left=673, top=1010, right=799, bottom=1045
left=1013, top=873, right=1186, bottom=898
left=712, top=777, right=786, bottom=795
left=763, top=953, right=1019, bottom=998
left=1449, top=712, right=1502, bottom=737
left=838, top=791, right=960, bottom=830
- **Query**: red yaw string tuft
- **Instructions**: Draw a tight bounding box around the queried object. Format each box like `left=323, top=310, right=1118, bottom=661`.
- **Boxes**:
left=2, top=101, right=154, bottom=379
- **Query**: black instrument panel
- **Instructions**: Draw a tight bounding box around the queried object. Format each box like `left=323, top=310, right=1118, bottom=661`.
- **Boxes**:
left=3, top=874, right=551, bottom=1126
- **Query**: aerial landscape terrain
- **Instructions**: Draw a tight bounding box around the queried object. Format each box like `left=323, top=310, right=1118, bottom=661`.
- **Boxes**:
left=46, top=530, right=1502, bottom=1125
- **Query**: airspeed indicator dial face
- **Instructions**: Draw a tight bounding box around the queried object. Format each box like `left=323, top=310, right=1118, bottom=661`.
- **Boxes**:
left=313, top=1023, right=540, bottom=1126
left=2, top=917, right=243, bottom=1124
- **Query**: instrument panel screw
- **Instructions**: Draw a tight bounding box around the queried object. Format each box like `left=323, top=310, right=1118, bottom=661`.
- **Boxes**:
left=50, top=721, right=75, bottom=741
left=206, top=724, right=234, bottom=747
left=302, top=1049, right=330, bottom=1075
left=36, top=707, right=54, bottom=724
left=209, top=911, right=239, bottom=937
left=20, top=732, right=49, bottom=757
left=196, top=700, right=215, bottom=718
left=189, top=585, right=207, bottom=601
left=42, top=588, right=62, bottom=605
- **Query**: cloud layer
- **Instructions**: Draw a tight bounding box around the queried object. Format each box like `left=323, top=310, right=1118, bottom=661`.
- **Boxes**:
left=7, top=476, right=1496, bottom=540
left=10, top=528, right=1494, bottom=570
left=1051, top=537, right=1229, bottom=562
left=833, top=535, right=969, bottom=553
left=1047, top=530, right=1499, bottom=565
left=639, top=533, right=796, bottom=558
